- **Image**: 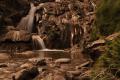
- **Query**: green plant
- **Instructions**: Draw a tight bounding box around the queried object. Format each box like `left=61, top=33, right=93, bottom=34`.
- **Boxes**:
left=95, top=0, right=120, bottom=36
left=91, top=36, right=120, bottom=79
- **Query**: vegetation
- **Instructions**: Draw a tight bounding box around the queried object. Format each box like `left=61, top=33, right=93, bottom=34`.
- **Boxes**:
left=93, top=0, right=120, bottom=37
left=91, top=36, right=120, bottom=79
left=91, top=0, right=120, bottom=79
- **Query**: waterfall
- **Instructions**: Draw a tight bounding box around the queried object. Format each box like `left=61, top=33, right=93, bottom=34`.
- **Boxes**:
left=5, top=30, right=21, bottom=41
left=17, top=3, right=37, bottom=32
left=71, top=32, right=74, bottom=46
left=32, top=35, right=46, bottom=49
left=12, top=31, right=20, bottom=41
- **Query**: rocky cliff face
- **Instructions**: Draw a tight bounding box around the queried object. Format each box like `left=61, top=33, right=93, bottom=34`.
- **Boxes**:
left=0, top=0, right=95, bottom=52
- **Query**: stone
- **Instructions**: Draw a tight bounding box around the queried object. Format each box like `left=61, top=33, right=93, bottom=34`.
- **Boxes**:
left=0, top=63, right=8, bottom=68
left=0, top=53, right=9, bottom=62
left=54, top=74, right=66, bottom=80
left=55, top=0, right=61, bottom=2
left=15, top=67, right=39, bottom=80
left=76, top=70, right=91, bottom=80
left=20, top=63, right=33, bottom=69
left=67, top=70, right=81, bottom=76
left=36, top=59, right=47, bottom=66
left=16, top=51, right=38, bottom=58
left=55, top=58, right=71, bottom=64
left=38, top=67, right=47, bottom=72
left=60, top=64, right=70, bottom=70
left=75, top=61, right=91, bottom=69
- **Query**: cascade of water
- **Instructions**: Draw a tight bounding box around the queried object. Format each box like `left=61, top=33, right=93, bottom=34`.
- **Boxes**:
left=71, top=32, right=74, bottom=46
left=6, top=30, right=21, bottom=41
left=17, top=3, right=37, bottom=32
left=13, top=31, right=20, bottom=41
left=32, top=35, right=46, bottom=49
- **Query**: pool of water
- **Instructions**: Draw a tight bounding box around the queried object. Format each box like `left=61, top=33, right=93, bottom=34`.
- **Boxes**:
left=33, top=49, right=71, bottom=59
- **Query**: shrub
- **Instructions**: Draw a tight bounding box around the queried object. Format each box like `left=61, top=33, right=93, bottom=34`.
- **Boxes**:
left=91, top=36, right=120, bottom=79
left=95, top=0, right=120, bottom=36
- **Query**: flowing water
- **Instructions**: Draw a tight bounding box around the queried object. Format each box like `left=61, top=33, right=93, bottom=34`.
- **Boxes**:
left=32, top=35, right=46, bottom=49
left=17, top=3, right=37, bottom=32
left=4, top=3, right=71, bottom=59
left=6, top=30, right=21, bottom=41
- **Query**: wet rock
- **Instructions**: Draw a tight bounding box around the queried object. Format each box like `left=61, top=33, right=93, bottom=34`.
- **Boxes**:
left=38, top=67, right=47, bottom=72
left=28, top=58, right=39, bottom=62
left=67, top=70, right=81, bottom=76
left=54, top=74, right=66, bottom=80
left=55, top=0, right=61, bottom=2
left=42, top=2, right=69, bottom=16
left=0, top=53, right=9, bottom=62
left=15, top=67, right=39, bottom=80
left=55, top=58, right=71, bottom=64
left=60, top=64, right=71, bottom=70
left=20, top=63, right=33, bottom=69
left=15, top=51, right=38, bottom=58
left=86, top=39, right=106, bottom=49
left=4, top=30, right=31, bottom=42
left=0, top=63, right=8, bottom=68
left=42, top=73, right=54, bottom=80
left=77, top=70, right=91, bottom=80
left=33, top=0, right=54, bottom=4
left=13, top=69, right=26, bottom=80
left=36, top=59, right=47, bottom=66
left=28, top=57, right=41, bottom=61
left=75, top=61, right=91, bottom=69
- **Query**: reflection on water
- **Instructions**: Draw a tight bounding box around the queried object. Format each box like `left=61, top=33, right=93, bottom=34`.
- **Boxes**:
left=34, top=49, right=70, bottom=59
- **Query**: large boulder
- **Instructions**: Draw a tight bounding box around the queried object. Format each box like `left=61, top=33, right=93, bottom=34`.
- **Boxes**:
left=15, top=67, right=39, bottom=80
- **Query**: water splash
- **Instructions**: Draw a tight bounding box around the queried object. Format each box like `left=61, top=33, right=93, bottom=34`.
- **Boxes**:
left=32, top=35, right=46, bottom=49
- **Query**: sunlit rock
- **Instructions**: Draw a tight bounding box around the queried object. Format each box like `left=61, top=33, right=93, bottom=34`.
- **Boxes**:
left=55, top=58, right=71, bottom=64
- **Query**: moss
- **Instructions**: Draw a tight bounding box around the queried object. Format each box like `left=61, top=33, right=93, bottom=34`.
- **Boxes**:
left=91, top=36, right=120, bottom=79
left=94, top=0, right=120, bottom=36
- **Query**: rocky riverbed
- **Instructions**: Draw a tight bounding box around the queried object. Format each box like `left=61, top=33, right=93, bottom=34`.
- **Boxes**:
left=0, top=48, right=91, bottom=80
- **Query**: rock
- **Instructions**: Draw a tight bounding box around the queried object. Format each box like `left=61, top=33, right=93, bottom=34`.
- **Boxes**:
left=43, top=73, right=54, bottom=80
left=0, top=63, right=8, bottom=68
left=28, top=58, right=40, bottom=62
left=106, top=32, right=120, bottom=41
left=15, top=67, right=39, bottom=80
left=60, top=64, right=70, bottom=70
left=54, top=74, right=66, bottom=80
left=86, top=39, right=106, bottom=49
left=55, top=0, right=61, bottom=2
left=0, top=0, right=30, bottom=25
left=55, top=58, right=71, bottom=64
left=76, top=61, right=91, bottom=69
left=34, top=0, right=54, bottom=3
left=15, top=51, right=38, bottom=58
left=0, top=53, right=9, bottom=62
left=36, top=59, right=47, bottom=66
left=13, top=69, right=26, bottom=80
left=67, top=70, right=81, bottom=76
left=38, top=67, right=47, bottom=72
left=78, top=70, right=91, bottom=80
left=20, top=63, right=33, bottom=69
left=5, top=30, right=31, bottom=41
